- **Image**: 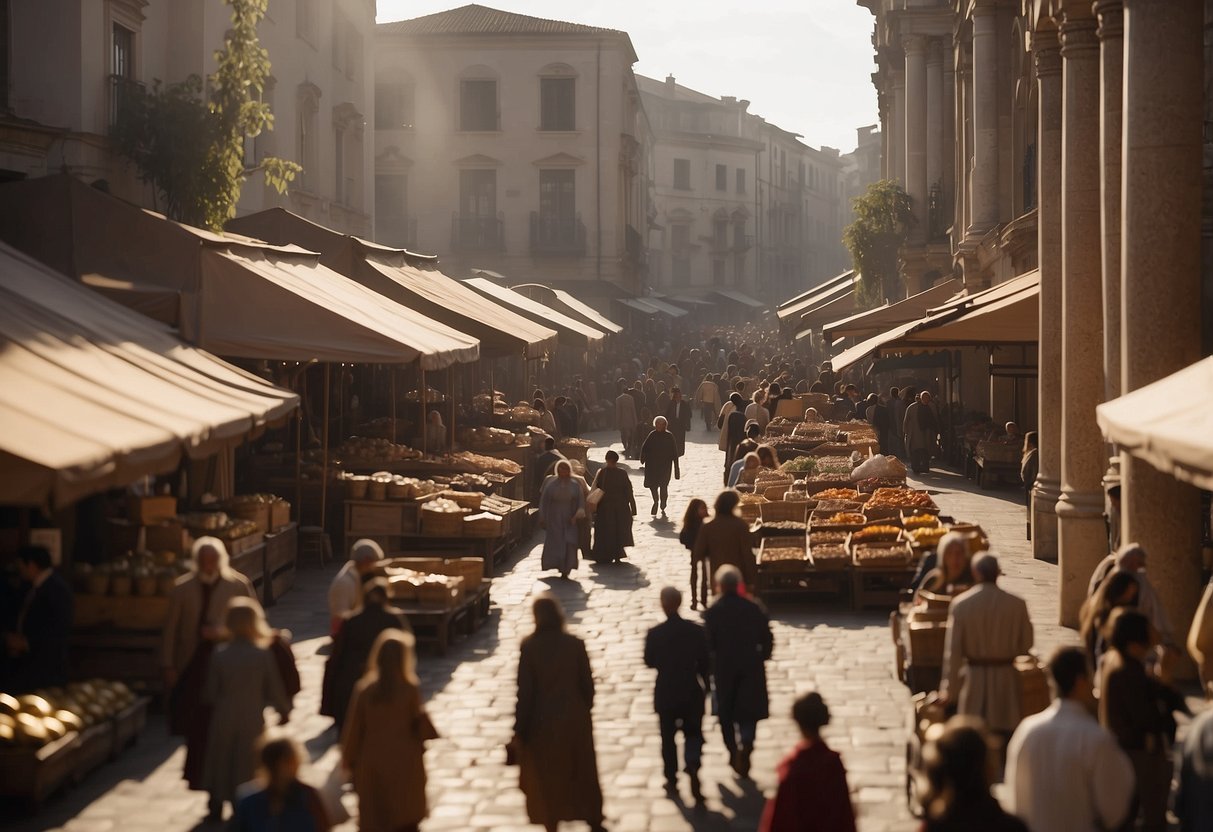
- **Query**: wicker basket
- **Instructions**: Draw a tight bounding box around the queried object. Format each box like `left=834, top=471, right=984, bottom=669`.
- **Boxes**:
left=420, top=507, right=469, bottom=536
left=346, top=477, right=370, bottom=500
left=737, top=500, right=765, bottom=524
left=440, top=490, right=483, bottom=511
left=1017, top=655, right=1050, bottom=717
left=368, top=480, right=388, bottom=501
left=463, top=512, right=504, bottom=538
left=754, top=474, right=794, bottom=492
left=760, top=501, right=808, bottom=524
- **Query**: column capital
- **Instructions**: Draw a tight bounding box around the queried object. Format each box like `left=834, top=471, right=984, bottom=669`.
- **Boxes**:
left=1032, top=31, right=1063, bottom=78
left=1094, top=0, right=1124, bottom=40
left=903, top=34, right=929, bottom=55
left=1056, top=7, right=1099, bottom=56
left=926, top=37, right=945, bottom=65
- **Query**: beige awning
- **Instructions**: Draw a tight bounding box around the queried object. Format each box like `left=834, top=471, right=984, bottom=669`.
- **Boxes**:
left=464, top=278, right=605, bottom=348
left=823, top=278, right=962, bottom=341
left=1097, top=357, right=1213, bottom=490
left=0, top=242, right=299, bottom=508
left=797, top=290, right=859, bottom=335
left=0, top=176, right=480, bottom=369
left=510, top=283, right=624, bottom=335
left=227, top=209, right=556, bottom=360
left=777, top=270, right=856, bottom=333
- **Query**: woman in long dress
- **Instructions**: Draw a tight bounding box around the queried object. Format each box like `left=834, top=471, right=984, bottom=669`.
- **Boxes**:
left=513, top=595, right=605, bottom=832
left=202, top=598, right=291, bottom=822
left=903, top=390, right=939, bottom=474
left=590, top=450, right=636, bottom=563
left=539, top=460, right=585, bottom=579
left=342, top=630, right=436, bottom=832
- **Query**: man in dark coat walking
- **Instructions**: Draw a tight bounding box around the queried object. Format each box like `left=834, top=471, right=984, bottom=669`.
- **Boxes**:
left=640, top=416, right=680, bottom=517
left=644, top=586, right=710, bottom=800
left=664, top=387, right=693, bottom=458
left=2, top=545, right=73, bottom=692
left=704, top=564, right=773, bottom=779
left=322, top=578, right=409, bottom=730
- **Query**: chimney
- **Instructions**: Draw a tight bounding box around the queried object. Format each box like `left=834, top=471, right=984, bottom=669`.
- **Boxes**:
left=665, top=74, right=676, bottom=97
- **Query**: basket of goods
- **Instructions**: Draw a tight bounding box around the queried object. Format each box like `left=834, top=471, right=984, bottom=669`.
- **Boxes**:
left=811, top=511, right=867, bottom=531
left=863, top=487, right=939, bottom=516
left=759, top=539, right=810, bottom=571
left=385, top=569, right=424, bottom=602
left=336, top=437, right=423, bottom=464
left=438, top=490, right=483, bottom=511
left=438, top=557, right=485, bottom=590
left=420, top=499, right=470, bottom=536
left=948, top=523, right=990, bottom=553
left=905, top=526, right=949, bottom=550
left=902, top=512, right=942, bottom=530
left=367, top=473, right=392, bottom=501
left=463, top=512, right=504, bottom=538
left=853, top=541, right=913, bottom=568
left=779, top=456, right=818, bottom=475
left=809, top=530, right=848, bottom=546
left=737, top=493, right=767, bottom=523
left=808, top=443, right=852, bottom=457
left=802, top=473, right=855, bottom=493
left=557, top=438, right=594, bottom=462
left=855, top=476, right=908, bottom=494
left=812, top=488, right=861, bottom=502
left=505, top=404, right=541, bottom=425
left=460, top=426, right=519, bottom=451
left=764, top=484, right=793, bottom=501
left=342, top=474, right=371, bottom=499
left=849, top=525, right=904, bottom=545
left=764, top=418, right=797, bottom=436
left=415, top=575, right=463, bottom=608
left=809, top=543, right=851, bottom=570
left=449, top=473, right=493, bottom=493
left=450, top=451, right=523, bottom=476
left=385, top=477, right=414, bottom=500
left=760, top=500, right=809, bottom=524
left=782, top=489, right=813, bottom=504
left=757, top=520, right=808, bottom=537
left=813, top=499, right=866, bottom=514
left=223, top=494, right=291, bottom=533
left=851, top=454, right=909, bottom=482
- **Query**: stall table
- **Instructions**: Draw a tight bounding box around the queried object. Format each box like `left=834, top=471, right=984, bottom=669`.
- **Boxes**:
left=398, top=582, right=492, bottom=654
left=851, top=566, right=919, bottom=609
left=262, top=523, right=298, bottom=606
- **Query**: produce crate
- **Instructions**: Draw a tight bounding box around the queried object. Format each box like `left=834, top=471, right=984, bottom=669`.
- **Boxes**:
left=852, top=540, right=914, bottom=569
left=758, top=538, right=810, bottom=572
left=421, top=508, right=469, bottom=536
left=144, top=521, right=190, bottom=556
left=0, top=731, right=78, bottom=803
left=809, top=510, right=867, bottom=532
left=463, top=513, right=504, bottom=538
left=225, top=499, right=292, bottom=534
left=111, top=596, right=169, bottom=631
left=348, top=501, right=412, bottom=535
left=111, top=696, right=150, bottom=758
left=127, top=495, right=177, bottom=524
left=439, top=490, right=483, bottom=511
left=905, top=620, right=948, bottom=667
left=72, top=722, right=115, bottom=782
left=760, top=501, right=808, bottom=524
left=224, top=530, right=265, bottom=557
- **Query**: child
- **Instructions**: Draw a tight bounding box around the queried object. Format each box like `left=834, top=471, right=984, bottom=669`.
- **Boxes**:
left=680, top=499, right=710, bottom=610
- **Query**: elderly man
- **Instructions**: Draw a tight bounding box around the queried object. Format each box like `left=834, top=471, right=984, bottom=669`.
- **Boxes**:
left=640, top=416, right=680, bottom=517
left=162, top=537, right=257, bottom=789
left=704, top=565, right=773, bottom=779
left=644, top=587, right=710, bottom=800
left=328, top=539, right=384, bottom=635
left=1006, top=647, right=1133, bottom=832
left=664, top=387, right=692, bottom=458
left=903, top=390, right=940, bottom=474
left=1087, top=543, right=1175, bottom=648
left=615, top=379, right=639, bottom=459
left=941, top=553, right=1034, bottom=743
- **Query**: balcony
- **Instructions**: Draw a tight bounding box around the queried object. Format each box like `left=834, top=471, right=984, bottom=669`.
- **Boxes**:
left=530, top=212, right=586, bottom=256
left=108, top=74, right=143, bottom=129
left=451, top=213, right=504, bottom=251
left=625, top=223, right=645, bottom=268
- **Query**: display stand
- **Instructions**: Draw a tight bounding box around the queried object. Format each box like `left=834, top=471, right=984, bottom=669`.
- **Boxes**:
left=398, top=582, right=492, bottom=654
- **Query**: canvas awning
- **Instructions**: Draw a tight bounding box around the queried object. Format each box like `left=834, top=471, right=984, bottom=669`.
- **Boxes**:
left=823, top=278, right=962, bottom=341
left=642, top=296, right=690, bottom=318
left=463, top=277, right=605, bottom=348
left=0, top=241, right=298, bottom=508
left=227, top=209, right=556, bottom=359
left=0, top=175, right=479, bottom=368
left=797, top=290, right=859, bottom=335
left=777, top=270, right=856, bottom=332
left=1096, top=357, right=1213, bottom=490
left=510, top=283, right=624, bottom=335
left=711, top=289, right=768, bottom=310
left=667, top=294, right=716, bottom=307
left=615, top=297, right=661, bottom=316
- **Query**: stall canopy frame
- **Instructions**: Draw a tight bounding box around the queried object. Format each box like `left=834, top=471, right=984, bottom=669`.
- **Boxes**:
left=822, top=278, right=962, bottom=342
left=463, top=277, right=606, bottom=348
left=509, top=282, right=624, bottom=335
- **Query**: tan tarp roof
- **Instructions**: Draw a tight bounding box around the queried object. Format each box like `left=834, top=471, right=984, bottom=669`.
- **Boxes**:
left=823, top=278, right=961, bottom=341
left=777, top=270, right=856, bottom=332
left=464, top=278, right=605, bottom=348
left=227, top=209, right=556, bottom=359
left=796, top=290, right=859, bottom=335
left=0, top=176, right=479, bottom=369
left=1097, top=357, right=1213, bottom=490
left=510, top=283, right=624, bottom=334
left=712, top=289, right=768, bottom=310
left=0, top=242, right=299, bottom=508
left=641, top=296, right=690, bottom=318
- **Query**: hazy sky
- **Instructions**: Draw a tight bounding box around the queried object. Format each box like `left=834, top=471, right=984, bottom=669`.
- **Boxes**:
left=376, top=0, right=879, bottom=153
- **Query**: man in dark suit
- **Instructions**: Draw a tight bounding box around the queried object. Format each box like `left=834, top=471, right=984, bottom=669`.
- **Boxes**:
left=644, top=586, right=710, bottom=800
left=322, top=578, right=409, bottom=730
left=4, top=545, right=73, bottom=693
left=664, top=387, right=693, bottom=458
left=704, top=564, right=773, bottom=779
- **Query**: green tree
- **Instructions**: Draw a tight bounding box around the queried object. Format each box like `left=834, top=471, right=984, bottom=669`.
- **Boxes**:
left=842, top=180, right=915, bottom=308
left=110, top=0, right=299, bottom=230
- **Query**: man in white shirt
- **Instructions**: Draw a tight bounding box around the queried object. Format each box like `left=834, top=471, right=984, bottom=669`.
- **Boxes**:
left=1005, top=646, right=1134, bottom=832
left=327, top=539, right=383, bottom=635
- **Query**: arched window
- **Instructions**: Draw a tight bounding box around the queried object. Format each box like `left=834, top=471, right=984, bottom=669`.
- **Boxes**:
left=460, top=65, right=499, bottom=132
left=538, top=63, right=576, bottom=131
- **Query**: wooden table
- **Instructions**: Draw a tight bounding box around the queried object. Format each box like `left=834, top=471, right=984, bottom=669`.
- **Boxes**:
left=851, top=566, right=918, bottom=609
left=754, top=566, right=851, bottom=603
left=398, top=582, right=492, bottom=655
left=263, top=523, right=298, bottom=606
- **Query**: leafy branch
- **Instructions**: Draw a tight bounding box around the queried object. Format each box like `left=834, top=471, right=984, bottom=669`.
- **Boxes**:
left=842, top=180, right=915, bottom=308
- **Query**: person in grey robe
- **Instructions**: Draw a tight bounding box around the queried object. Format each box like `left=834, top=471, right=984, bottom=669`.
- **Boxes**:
left=539, top=460, right=585, bottom=579
left=903, top=390, right=940, bottom=474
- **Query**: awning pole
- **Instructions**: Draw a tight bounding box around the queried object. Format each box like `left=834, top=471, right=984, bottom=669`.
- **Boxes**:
left=390, top=368, right=397, bottom=444
left=294, top=382, right=302, bottom=524
left=421, top=365, right=428, bottom=455
left=449, top=364, right=456, bottom=451
left=320, top=362, right=331, bottom=535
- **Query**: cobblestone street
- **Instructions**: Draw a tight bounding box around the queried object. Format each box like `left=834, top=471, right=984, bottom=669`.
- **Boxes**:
left=14, top=428, right=1076, bottom=832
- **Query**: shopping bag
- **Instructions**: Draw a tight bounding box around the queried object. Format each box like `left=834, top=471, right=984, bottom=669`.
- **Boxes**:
left=586, top=487, right=606, bottom=508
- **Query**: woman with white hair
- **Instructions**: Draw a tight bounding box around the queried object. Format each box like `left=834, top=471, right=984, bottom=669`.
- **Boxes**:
left=539, top=460, right=586, bottom=579
left=202, top=597, right=291, bottom=822
left=162, top=536, right=257, bottom=792
left=640, top=415, right=680, bottom=518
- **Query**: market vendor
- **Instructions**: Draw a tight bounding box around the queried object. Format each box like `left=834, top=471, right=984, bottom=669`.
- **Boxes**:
left=422, top=410, right=447, bottom=453
left=328, top=539, right=384, bottom=635
left=3, top=545, right=73, bottom=693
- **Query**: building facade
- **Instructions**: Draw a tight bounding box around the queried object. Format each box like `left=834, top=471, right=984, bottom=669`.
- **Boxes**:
left=840, top=123, right=883, bottom=227
left=373, top=5, right=651, bottom=298
left=1, top=0, right=376, bottom=235
left=640, top=74, right=848, bottom=304
left=861, top=0, right=1213, bottom=656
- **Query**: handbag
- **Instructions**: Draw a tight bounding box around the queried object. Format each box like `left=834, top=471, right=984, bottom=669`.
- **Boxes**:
left=586, top=487, right=605, bottom=508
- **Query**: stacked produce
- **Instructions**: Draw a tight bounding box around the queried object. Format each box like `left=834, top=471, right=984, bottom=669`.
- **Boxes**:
left=0, top=681, right=136, bottom=747
left=73, top=550, right=184, bottom=598
left=809, top=544, right=850, bottom=569
left=450, top=451, right=523, bottom=476
left=864, top=487, right=939, bottom=513
left=906, top=527, right=949, bottom=549
left=779, top=457, right=818, bottom=474
left=460, top=427, right=522, bottom=450
left=335, top=437, right=423, bottom=463
left=851, top=525, right=902, bottom=543
left=813, top=488, right=860, bottom=501
left=854, top=543, right=913, bottom=568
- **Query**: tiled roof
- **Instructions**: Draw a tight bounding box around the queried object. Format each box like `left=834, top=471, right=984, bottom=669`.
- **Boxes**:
left=379, top=4, right=624, bottom=37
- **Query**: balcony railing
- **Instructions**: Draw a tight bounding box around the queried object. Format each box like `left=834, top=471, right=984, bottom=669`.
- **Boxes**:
left=451, top=213, right=504, bottom=251
left=530, top=211, right=586, bottom=255
left=109, top=74, right=143, bottom=128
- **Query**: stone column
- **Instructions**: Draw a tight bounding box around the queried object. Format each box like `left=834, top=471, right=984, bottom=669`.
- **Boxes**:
left=1096, top=0, right=1123, bottom=408
left=1054, top=3, right=1105, bottom=628
left=926, top=39, right=945, bottom=214
left=1120, top=0, right=1204, bottom=649
left=968, top=0, right=999, bottom=234
left=890, top=67, right=906, bottom=186
left=941, top=45, right=956, bottom=233
left=905, top=35, right=929, bottom=243
left=954, top=45, right=970, bottom=251
left=1030, top=35, right=1062, bottom=564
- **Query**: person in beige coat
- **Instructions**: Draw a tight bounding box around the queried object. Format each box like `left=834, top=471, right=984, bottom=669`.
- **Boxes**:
left=161, top=536, right=257, bottom=789
left=941, top=554, right=1033, bottom=738
left=343, top=629, right=436, bottom=832
left=692, top=490, right=759, bottom=590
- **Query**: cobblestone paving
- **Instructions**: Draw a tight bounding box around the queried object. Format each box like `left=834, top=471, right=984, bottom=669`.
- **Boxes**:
left=12, top=429, right=1077, bottom=832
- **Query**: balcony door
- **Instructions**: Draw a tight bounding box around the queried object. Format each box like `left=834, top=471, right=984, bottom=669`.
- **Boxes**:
left=538, top=169, right=575, bottom=243
left=457, top=169, right=497, bottom=249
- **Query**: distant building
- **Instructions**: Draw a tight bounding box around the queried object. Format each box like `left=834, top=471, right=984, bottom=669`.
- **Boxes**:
left=639, top=74, right=847, bottom=303
left=841, top=124, right=883, bottom=227
left=0, top=0, right=376, bottom=236
left=374, top=4, right=652, bottom=299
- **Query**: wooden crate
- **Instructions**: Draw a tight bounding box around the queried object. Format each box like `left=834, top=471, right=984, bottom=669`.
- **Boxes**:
left=263, top=524, right=297, bottom=606
left=348, top=502, right=410, bottom=535
left=111, top=597, right=169, bottom=631
left=228, top=543, right=266, bottom=591
left=111, top=697, right=150, bottom=758
left=0, top=731, right=78, bottom=802
left=72, top=722, right=114, bottom=782
left=127, top=495, right=177, bottom=524
left=224, top=530, right=265, bottom=557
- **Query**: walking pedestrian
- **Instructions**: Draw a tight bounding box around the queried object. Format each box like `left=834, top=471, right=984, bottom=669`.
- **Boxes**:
left=342, top=630, right=436, bottom=832
left=513, top=595, right=605, bottom=832
left=919, top=718, right=1028, bottom=832
left=1005, top=647, right=1134, bottom=832
left=162, top=536, right=257, bottom=791
left=233, top=736, right=330, bottom=832
left=640, top=416, right=680, bottom=517
left=695, top=373, right=721, bottom=430
left=665, top=387, right=692, bottom=457
left=589, top=450, right=636, bottom=563
left=321, top=578, right=409, bottom=731
left=615, top=379, right=639, bottom=459
left=327, top=539, right=383, bottom=636
left=911, top=532, right=975, bottom=600
left=202, top=598, right=291, bottom=823
left=692, top=490, right=758, bottom=590
left=940, top=554, right=1033, bottom=746
left=539, top=460, right=585, bottom=580
left=680, top=499, right=710, bottom=610
left=758, top=692, right=856, bottom=832
left=704, top=565, right=772, bottom=779
left=719, top=392, right=747, bottom=483
left=903, top=390, right=940, bottom=474
left=644, top=587, right=710, bottom=800
left=1078, top=570, right=1139, bottom=673
left=3, top=545, right=73, bottom=693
